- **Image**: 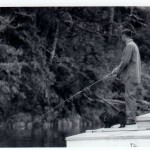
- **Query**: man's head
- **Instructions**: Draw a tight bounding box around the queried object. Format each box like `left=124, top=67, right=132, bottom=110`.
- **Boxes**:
left=121, top=29, right=132, bottom=42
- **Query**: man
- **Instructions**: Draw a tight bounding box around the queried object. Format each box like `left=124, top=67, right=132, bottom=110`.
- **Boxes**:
left=112, top=29, right=141, bottom=125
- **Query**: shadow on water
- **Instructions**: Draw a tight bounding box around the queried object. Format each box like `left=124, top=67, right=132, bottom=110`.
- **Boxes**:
left=0, top=124, right=102, bottom=147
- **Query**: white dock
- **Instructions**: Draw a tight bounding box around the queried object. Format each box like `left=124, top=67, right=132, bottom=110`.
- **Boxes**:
left=66, top=113, right=150, bottom=147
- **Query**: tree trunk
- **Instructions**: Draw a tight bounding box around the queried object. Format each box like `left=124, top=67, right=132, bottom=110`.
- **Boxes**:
left=50, top=21, right=59, bottom=62
left=145, top=8, right=150, bottom=25
left=108, top=7, right=115, bottom=42
left=117, top=8, right=123, bottom=51
left=130, top=7, right=134, bottom=15
left=109, top=7, right=115, bottom=35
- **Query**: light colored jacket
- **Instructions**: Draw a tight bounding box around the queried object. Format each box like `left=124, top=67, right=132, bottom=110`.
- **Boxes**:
left=116, top=39, right=141, bottom=84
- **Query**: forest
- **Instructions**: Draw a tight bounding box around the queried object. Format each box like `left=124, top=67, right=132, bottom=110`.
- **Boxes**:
left=0, top=7, right=150, bottom=129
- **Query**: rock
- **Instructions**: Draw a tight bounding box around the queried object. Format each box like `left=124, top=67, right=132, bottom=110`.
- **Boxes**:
left=87, top=120, right=92, bottom=127
left=33, top=115, right=42, bottom=124
left=27, top=122, right=33, bottom=129
left=92, top=114, right=101, bottom=125
left=12, top=121, right=25, bottom=130
left=14, top=128, right=32, bottom=137
left=46, top=115, right=53, bottom=122
left=53, top=119, right=58, bottom=128
left=58, top=118, right=70, bottom=131
left=81, top=118, right=87, bottom=127
left=84, top=122, right=87, bottom=127
left=58, top=119, right=62, bottom=129
left=33, top=128, right=43, bottom=136
left=43, top=122, right=51, bottom=129
left=12, top=113, right=32, bottom=123
left=72, top=114, right=81, bottom=127
left=66, top=118, right=72, bottom=129
left=62, top=118, right=68, bottom=128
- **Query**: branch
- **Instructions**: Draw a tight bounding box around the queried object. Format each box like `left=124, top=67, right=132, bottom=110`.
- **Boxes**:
left=13, top=9, right=35, bottom=20
left=105, top=99, right=125, bottom=105
left=137, top=99, right=150, bottom=105
left=95, top=94, right=121, bottom=111
left=142, top=72, right=150, bottom=80
left=0, top=16, right=15, bottom=32
left=75, top=23, right=118, bottom=38
left=9, top=23, right=25, bottom=29
left=103, top=98, right=121, bottom=111
left=75, top=24, right=102, bottom=38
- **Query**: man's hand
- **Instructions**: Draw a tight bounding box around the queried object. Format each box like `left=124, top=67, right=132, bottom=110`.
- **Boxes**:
left=112, top=67, right=118, bottom=75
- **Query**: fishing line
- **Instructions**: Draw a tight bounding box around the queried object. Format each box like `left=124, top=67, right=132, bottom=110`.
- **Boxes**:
left=0, top=73, right=114, bottom=146
left=32, top=72, right=113, bottom=125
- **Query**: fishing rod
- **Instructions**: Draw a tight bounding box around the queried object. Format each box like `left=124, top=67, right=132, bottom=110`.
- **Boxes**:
left=32, top=72, right=114, bottom=125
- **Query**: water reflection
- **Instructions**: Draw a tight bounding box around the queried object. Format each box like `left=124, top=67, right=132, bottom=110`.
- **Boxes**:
left=0, top=123, right=101, bottom=147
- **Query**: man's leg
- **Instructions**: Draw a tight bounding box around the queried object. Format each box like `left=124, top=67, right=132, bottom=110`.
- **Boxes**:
left=125, top=81, right=138, bottom=124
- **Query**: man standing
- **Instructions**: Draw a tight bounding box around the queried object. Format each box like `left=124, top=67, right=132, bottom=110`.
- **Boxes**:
left=112, top=29, right=141, bottom=125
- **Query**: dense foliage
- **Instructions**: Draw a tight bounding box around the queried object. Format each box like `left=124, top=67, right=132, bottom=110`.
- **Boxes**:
left=0, top=7, right=150, bottom=126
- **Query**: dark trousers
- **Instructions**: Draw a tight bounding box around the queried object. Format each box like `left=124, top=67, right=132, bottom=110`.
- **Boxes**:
left=124, top=81, right=139, bottom=121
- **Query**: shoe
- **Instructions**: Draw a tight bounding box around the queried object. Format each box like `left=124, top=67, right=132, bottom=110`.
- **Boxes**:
left=126, top=120, right=136, bottom=125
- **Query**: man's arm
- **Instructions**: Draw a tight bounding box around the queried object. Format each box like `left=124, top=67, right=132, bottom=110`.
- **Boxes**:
left=112, top=45, right=133, bottom=75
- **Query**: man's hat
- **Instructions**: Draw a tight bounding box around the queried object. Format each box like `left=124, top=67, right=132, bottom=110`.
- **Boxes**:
left=121, top=29, right=132, bottom=37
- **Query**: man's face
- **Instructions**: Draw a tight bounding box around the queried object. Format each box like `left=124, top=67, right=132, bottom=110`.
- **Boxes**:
left=121, top=34, right=126, bottom=42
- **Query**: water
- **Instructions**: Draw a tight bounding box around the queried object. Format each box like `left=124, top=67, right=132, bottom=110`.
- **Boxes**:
left=0, top=124, right=101, bottom=147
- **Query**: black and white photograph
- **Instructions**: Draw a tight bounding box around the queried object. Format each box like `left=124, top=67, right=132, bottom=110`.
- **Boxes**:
left=0, top=2, right=150, bottom=147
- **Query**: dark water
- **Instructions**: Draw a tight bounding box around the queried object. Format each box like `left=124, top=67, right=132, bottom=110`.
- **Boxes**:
left=0, top=124, right=101, bottom=147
